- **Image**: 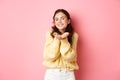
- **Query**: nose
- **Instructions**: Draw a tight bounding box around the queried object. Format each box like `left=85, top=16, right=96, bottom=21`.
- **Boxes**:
left=58, top=19, right=62, bottom=23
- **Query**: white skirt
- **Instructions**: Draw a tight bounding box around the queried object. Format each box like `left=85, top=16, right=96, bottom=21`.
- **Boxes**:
left=44, top=69, right=75, bottom=80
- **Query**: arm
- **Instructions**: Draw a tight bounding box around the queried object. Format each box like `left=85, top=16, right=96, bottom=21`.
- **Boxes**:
left=43, top=30, right=60, bottom=61
left=60, top=32, right=78, bottom=61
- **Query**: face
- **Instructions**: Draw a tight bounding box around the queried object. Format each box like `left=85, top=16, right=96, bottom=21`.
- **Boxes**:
left=54, top=12, right=70, bottom=32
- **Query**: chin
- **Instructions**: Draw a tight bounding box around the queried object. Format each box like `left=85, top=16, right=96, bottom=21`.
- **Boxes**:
left=58, top=27, right=64, bottom=29
left=56, top=26, right=64, bottom=30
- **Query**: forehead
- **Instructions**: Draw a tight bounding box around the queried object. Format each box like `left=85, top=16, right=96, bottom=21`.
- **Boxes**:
left=55, top=12, right=67, bottom=18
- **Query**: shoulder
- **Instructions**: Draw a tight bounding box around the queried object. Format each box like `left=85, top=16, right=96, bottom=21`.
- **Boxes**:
left=73, top=32, right=78, bottom=38
left=45, top=28, right=53, bottom=36
left=71, top=32, right=78, bottom=44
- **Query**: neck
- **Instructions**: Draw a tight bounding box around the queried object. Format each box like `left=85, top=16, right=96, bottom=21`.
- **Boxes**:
left=59, top=29, right=65, bottom=33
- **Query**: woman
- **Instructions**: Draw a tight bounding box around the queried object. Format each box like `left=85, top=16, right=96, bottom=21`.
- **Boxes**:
left=43, top=9, right=79, bottom=80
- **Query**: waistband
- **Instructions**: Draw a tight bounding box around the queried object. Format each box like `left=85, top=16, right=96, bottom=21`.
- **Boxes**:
left=46, top=68, right=73, bottom=73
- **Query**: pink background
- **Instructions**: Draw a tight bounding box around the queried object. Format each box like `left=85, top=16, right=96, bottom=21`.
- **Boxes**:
left=0, top=0, right=120, bottom=80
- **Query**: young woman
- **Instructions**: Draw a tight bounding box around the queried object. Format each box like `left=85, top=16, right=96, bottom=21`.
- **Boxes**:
left=43, top=9, right=79, bottom=80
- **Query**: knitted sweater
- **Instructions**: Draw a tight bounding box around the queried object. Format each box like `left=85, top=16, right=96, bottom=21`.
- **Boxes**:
left=43, top=30, right=79, bottom=71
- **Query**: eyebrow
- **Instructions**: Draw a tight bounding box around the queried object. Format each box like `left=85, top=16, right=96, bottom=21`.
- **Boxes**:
left=55, top=16, right=66, bottom=18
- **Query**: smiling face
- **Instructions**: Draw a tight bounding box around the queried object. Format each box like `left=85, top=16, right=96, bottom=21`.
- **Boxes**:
left=54, top=12, right=70, bottom=33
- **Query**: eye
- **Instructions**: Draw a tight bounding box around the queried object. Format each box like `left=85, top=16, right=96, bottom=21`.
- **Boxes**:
left=61, top=17, right=65, bottom=20
left=55, top=18, right=58, bottom=21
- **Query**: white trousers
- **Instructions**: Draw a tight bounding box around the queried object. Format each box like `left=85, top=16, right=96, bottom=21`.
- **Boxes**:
left=44, top=69, right=75, bottom=80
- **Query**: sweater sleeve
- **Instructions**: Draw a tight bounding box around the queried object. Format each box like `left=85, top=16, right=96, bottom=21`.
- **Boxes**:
left=60, top=32, right=78, bottom=61
left=43, top=30, right=60, bottom=61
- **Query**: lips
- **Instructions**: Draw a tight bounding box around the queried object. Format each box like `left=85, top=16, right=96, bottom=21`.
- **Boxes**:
left=57, top=23, right=64, bottom=27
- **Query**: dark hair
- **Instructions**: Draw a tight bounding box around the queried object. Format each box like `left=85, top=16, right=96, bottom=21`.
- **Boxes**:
left=51, top=9, right=74, bottom=45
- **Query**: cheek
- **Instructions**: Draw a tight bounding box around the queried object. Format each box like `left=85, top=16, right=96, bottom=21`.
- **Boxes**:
left=53, top=21, right=57, bottom=25
left=54, top=22, right=57, bottom=25
left=64, top=19, right=69, bottom=23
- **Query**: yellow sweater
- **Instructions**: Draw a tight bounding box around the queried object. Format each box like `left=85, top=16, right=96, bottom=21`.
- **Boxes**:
left=43, top=30, right=79, bottom=71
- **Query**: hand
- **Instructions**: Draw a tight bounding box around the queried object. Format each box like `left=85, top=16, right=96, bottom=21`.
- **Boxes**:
left=53, top=32, right=69, bottom=40
left=61, top=32, right=69, bottom=39
left=53, top=32, right=61, bottom=40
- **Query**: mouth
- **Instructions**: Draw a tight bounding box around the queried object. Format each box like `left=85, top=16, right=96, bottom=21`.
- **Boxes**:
left=57, top=23, right=64, bottom=27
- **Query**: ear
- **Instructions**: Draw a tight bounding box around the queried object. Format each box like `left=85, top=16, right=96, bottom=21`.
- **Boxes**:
left=68, top=19, right=70, bottom=24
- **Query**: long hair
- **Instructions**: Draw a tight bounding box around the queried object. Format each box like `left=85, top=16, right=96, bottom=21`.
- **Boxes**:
left=51, top=9, right=74, bottom=45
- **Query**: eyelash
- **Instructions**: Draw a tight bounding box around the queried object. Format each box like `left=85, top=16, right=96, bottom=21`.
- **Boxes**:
left=55, top=17, right=65, bottom=21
